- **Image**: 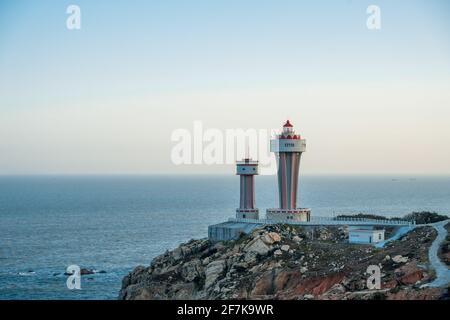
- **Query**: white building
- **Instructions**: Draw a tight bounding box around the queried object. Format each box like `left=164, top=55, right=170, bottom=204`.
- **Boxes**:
left=348, top=226, right=385, bottom=244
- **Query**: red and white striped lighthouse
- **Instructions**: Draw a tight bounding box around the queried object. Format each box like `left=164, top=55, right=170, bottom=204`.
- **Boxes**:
left=266, top=120, right=311, bottom=222
left=236, top=158, right=259, bottom=219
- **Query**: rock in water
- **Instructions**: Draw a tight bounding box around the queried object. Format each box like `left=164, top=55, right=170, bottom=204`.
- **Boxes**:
left=64, top=268, right=95, bottom=276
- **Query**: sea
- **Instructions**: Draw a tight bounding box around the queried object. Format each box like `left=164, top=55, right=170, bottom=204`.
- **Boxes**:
left=0, top=175, right=449, bottom=300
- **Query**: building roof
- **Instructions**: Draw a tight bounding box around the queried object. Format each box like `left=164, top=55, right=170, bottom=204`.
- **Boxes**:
left=349, top=229, right=385, bottom=233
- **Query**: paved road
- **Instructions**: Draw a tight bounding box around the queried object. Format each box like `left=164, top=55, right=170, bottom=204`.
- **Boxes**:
left=375, top=226, right=413, bottom=248
left=375, top=219, right=450, bottom=288
left=422, top=220, right=450, bottom=288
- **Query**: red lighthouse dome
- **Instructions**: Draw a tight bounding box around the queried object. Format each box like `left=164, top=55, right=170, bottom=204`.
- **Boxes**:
left=283, top=120, right=293, bottom=128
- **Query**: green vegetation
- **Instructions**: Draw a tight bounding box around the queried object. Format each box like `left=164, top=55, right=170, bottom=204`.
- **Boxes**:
left=336, top=213, right=388, bottom=220
left=336, top=211, right=449, bottom=224
left=438, top=223, right=450, bottom=267
left=403, top=212, right=449, bottom=225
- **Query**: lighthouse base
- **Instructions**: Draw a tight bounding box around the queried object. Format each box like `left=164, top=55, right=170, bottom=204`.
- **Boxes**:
left=208, top=221, right=260, bottom=241
left=266, top=208, right=311, bottom=222
left=236, top=209, right=259, bottom=220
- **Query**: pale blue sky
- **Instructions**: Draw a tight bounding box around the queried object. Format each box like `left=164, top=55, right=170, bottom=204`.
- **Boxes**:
left=0, top=0, right=449, bottom=174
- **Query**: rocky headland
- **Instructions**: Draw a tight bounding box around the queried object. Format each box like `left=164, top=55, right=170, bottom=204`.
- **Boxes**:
left=119, top=222, right=450, bottom=300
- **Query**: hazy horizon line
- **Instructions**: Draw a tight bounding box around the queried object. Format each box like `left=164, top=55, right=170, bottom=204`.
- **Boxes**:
left=1, top=173, right=450, bottom=177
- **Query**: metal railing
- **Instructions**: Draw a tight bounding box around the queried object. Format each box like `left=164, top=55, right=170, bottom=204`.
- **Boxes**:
left=229, top=216, right=414, bottom=227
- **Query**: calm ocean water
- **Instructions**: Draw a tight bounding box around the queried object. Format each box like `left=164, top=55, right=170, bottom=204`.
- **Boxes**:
left=0, top=175, right=449, bottom=300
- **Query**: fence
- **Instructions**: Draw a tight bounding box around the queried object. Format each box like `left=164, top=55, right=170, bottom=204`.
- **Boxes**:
left=229, top=216, right=414, bottom=227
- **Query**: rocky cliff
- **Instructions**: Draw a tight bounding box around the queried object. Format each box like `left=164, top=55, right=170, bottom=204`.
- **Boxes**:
left=119, top=225, right=448, bottom=300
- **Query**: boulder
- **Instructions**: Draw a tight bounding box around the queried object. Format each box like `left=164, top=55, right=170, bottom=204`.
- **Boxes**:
left=202, top=257, right=210, bottom=266
left=292, top=236, right=303, bottom=243
left=172, top=247, right=183, bottom=262
left=171, top=282, right=197, bottom=299
left=64, top=268, right=95, bottom=276
left=251, top=273, right=274, bottom=296
left=269, top=232, right=282, bottom=243
left=244, top=252, right=258, bottom=264
left=392, top=255, right=408, bottom=264
left=318, top=227, right=332, bottom=241
left=126, top=286, right=153, bottom=300
left=205, top=260, right=226, bottom=288
left=231, top=262, right=248, bottom=273
left=261, top=232, right=281, bottom=245
left=244, top=237, right=271, bottom=256
left=281, top=245, right=290, bottom=252
left=181, top=259, right=203, bottom=282
left=321, top=284, right=347, bottom=300
left=395, top=263, right=424, bottom=285
left=80, top=268, right=95, bottom=275
left=386, top=287, right=443, bottom=300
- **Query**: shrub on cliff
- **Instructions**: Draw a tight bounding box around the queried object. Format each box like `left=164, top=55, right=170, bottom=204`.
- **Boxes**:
left=336, top=213, right=387, bottom=220
left=337, top=212, right=449, bottom=224
left=403, top=211, right=449, bottom=224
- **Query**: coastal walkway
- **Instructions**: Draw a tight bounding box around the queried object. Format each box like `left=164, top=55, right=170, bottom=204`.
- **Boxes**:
left=421, top=220, right=450, bottom=288
left=375, top=226, right=414, bottom=248
left=369, top=219, right=450, bottom=288
left=229, top=216, right=414, bottom=228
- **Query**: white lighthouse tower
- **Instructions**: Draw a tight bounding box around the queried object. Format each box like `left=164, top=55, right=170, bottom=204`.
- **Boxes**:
left=236, top=158, right=259, bottom=219
left=266, top=120, right=311, bottom=222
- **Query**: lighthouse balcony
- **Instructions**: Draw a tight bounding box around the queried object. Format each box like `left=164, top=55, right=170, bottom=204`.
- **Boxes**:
left=236, top=161, right=259, bottom=175
left=270, top=139, right=306, bottom=153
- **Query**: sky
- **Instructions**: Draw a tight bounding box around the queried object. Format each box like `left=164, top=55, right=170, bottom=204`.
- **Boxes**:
left=0, top=0, right=449, bottom=175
